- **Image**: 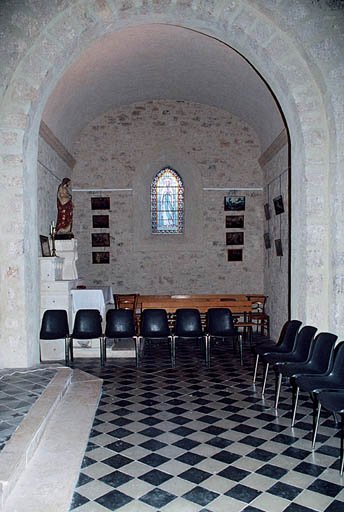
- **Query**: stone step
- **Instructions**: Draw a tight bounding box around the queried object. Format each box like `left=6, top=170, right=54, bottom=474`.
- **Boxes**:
left=0, top=368, right=102, bottom=512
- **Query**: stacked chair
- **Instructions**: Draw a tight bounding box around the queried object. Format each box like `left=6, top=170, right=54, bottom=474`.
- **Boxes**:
left=172, top=309, right=203, bottom=368
left=138, top=309, right=173, bottom=365
left=40, top=308, right=139, bottom=367
left=252, top=319, right=302, bottom=386
left=260, top=325, right=317, bottom=396
left=205, top=308, right=239, bottom=367
left=105, top=309, right=139, bottom=367
left=314, top=390, right=344, bottom=475
left=40, top=310, right=71, bottom=364
left=70, top=309, right=104, bottom=364
left=252, top=320, right=344, bottom=474
left=273, top=331, right=338, bottom=411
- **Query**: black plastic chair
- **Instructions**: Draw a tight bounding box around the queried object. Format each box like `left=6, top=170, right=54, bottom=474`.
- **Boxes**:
left=71, top=309, right=104, bottom=365
left=273, top=331, right=338, bottom=410
left=293, top=341, right=344, bottom=430
left=40, top=309, right=71, bottom=363
left=139, top=309, right=172, bottom=365
left=260, top=325, right=317, bottom=396
left=105, top=309, right=139, bottom=367
left=314, top=390, right=344, bottom=474
left=172, top=309, right=203, bottom=367
left=205, top=308, right=239, bottom=367
left=252, top=320, right=302, bottom=384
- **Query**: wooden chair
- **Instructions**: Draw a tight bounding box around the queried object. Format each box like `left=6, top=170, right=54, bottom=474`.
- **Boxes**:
left=114, top=294, right=139, bottom=329
left=248, top=296, right=270, bottom=337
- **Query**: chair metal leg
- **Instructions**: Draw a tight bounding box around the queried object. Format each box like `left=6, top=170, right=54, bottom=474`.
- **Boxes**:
left=238, top=334, right=243, bottom=365
left=274, top=372, right=282, bottom=408
left=291, top=386, right=300, bottom=427
left=100, top=336, right=106, bottom=366
left=312, top=401, right=322, bottom=448
left=171, top=336, right=176, bottom=367
left=64, top=336, right=70, bottom=364
left=69, top=337, right=74, bottom=362
left=134, top=336, right=140, bottom=367
left=340, top=417, right=344, bottom=475
left=253, top=354, right=260, bottom=383
left=205, top=335, right=210, bottom=367
left=261, top=362, right=270, bottom=396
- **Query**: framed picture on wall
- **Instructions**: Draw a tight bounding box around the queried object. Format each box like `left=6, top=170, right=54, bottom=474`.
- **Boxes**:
left=264, top=203, right=271, bottom=220
left=91, top=197, right=110, bottom=210
left=264, top=232, right=271, bottom=249
left=225, top=215, right=244, bottom=229
left=226, top=232, right=244, bottom=245
left=92, top=251, right=110, bottom=264
left=273, top=195, right=285, bottom=215
left=92, top=215, right=109, bottom=228
left=275, top=239, right=283, bottom=256
left=227, top=249, right=243, bottom=261
left=40, top=235, right=51, bottom=257
left=224, top=196, right=245, bottom=211
left=92, top=233, right=110, bottom=247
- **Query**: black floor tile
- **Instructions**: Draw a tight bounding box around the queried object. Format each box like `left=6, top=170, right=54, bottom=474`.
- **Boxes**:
left=64, top=337, right=344, bottom=512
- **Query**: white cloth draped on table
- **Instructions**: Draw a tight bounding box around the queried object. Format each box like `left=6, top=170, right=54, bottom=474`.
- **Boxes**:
left=71, top=289, right=106, bottom=317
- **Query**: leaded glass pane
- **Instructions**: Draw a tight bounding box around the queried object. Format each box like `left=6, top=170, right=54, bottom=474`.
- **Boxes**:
left=151, top=168, right=184, bottom=234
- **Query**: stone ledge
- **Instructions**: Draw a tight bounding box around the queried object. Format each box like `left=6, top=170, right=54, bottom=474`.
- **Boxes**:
left=2, top=369, right=102, bottom=512
left=0, top=367, right=73, bottom=510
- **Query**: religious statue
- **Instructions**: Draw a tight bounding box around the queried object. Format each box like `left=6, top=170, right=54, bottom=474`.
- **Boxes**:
left=56, top=178, right=73, bottom=235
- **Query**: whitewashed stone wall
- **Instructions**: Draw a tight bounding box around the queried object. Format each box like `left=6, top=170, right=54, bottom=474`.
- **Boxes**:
left=0, top=0, right=343, bottom=367
left=263, top=144, right=289, bottom=340
left=72, top=100, right=264, bottom=295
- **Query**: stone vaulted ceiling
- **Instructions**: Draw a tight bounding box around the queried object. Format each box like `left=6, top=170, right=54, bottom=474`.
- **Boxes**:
left=43, top=24, right=285, bottom=154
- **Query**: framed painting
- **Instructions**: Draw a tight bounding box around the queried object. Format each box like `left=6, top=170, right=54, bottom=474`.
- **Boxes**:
left=275, top=239, right=283, bottom=256
left=264, top=203, right=271, bottom=220
left=92, top=215, right=109, bottom=228
left=224, top=196, right=245, bottom=211
left=225, top=215, right=244, bottom=229
left=92, top=251, right=110, bottom=264
left=264, top=232, right=271, bottom=249
left=227, top=249, right=243, bottom=262
left=273, top=195, right=285, bottom=215
left=91, top=197, right=110, bottom=210
left=40, top=235, right=51, bottom=257
left=226, top=232, right=244, bottom=245
left=92, top=233, right=110, bottom=247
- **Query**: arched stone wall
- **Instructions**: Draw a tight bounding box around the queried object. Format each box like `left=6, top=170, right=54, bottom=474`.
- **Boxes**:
left=0, top=0, right=342, bottom=367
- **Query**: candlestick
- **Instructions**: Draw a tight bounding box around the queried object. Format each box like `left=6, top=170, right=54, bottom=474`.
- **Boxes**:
left=50, top=222, right=57, bottom=257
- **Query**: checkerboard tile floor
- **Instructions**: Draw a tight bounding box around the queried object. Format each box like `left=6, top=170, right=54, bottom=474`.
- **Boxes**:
left=0, top=367, right=58, bottom=451
left=68, top=338, right=344, bottom=511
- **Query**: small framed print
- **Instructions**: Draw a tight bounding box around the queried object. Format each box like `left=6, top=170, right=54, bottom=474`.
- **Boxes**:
left=273, top=195, right=285, bottom=215
left=264, top=203, right=271, bottom=220
left=227, top=249, right=243, bottom=262
left=92, top=215, right=109, bottom=228
left=275, top=239, right=283, bottom=256
left=91, top=197, right=110, bottom=210
left=225, top=215, right=244, bottom=229
left=40, top=235, right=51, bottom=257
left=92, top=233, right=110, bottom=247
left=226, top=232, right=244, bottom=245
left=264, top=232, right=271, bottom=249
left=224, top=196, right=245, bottom=211
left=92, top=251, right=110, bottom=264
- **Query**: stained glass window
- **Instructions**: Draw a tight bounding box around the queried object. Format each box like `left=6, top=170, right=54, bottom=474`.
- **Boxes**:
left=151, top=167, right=184, bottom=234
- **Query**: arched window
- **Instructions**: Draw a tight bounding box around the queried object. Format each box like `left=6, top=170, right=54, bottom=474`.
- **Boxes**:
left=151, top=167, right=184, bottom=234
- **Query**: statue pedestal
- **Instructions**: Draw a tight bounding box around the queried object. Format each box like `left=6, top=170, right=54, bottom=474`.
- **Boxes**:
left=55, top=239, right=78, bottom=280
left=39, top=256, right=77, bottom=360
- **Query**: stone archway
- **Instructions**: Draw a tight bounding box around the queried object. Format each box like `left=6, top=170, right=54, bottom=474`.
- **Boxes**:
left=0, top=1, right=334, bottom=367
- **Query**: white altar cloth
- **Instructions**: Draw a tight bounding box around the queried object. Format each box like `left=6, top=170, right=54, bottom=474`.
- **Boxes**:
left=91, top=286, right=114, bottom=305
left=71, top=289, right=106, bottom=317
